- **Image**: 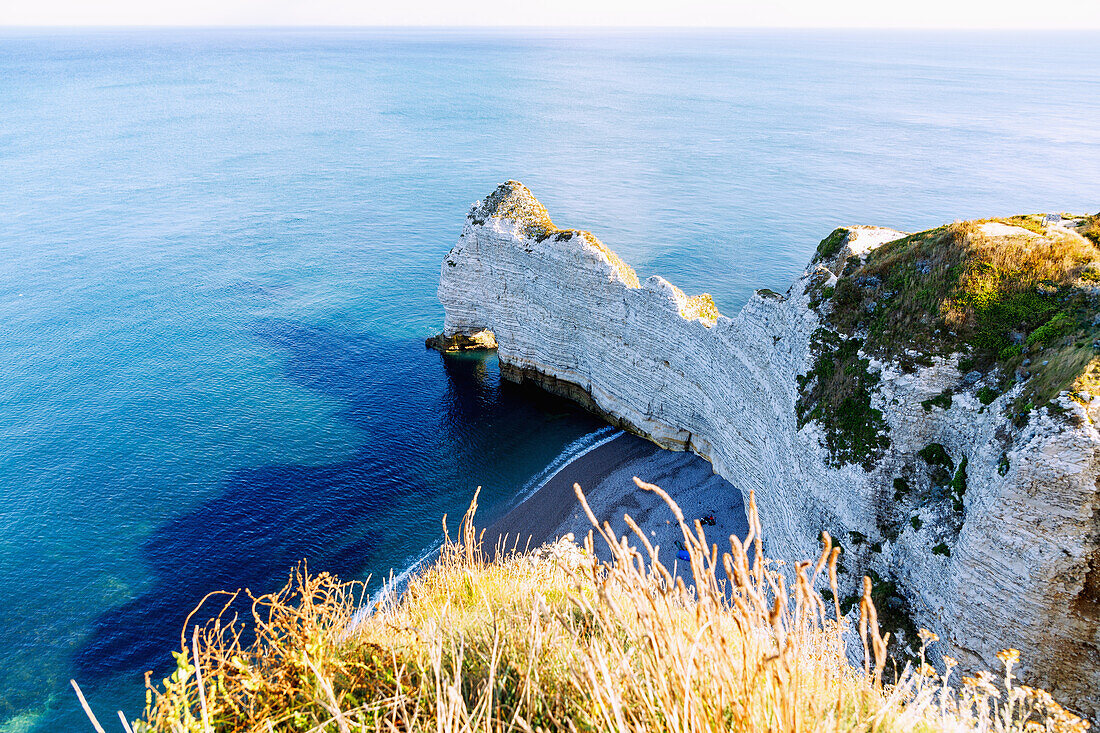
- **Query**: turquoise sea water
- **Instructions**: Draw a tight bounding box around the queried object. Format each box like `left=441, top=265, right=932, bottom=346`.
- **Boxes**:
left=1, top=28, right=1098, bottom=731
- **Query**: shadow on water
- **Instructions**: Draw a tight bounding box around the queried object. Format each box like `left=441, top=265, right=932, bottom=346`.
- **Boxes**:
left=74, top=320, right=602, bottom=681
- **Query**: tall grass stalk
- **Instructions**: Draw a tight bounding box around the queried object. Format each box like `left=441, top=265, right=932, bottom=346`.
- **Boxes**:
left=82, top=480, right=1087, bottom=733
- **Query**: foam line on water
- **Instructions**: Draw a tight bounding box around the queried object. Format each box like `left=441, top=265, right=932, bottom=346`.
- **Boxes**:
left=356, top=425, right=623, bottom=624
left=512, top=425, right=623, bottom=506
left=353, top=539, right=443, bottom=628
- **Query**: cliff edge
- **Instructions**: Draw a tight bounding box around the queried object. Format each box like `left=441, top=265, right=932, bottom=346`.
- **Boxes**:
left=433, top=181, right=1100, bottom=716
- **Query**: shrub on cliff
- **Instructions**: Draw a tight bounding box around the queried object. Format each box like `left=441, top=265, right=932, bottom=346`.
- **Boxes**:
left=814, top=227, right=851, bottom=262
left=1080, top=213, right=1100, bottom=247
left=82, top=485, right=1088, bottom=733
left=796, top=330, right=891, bottom=470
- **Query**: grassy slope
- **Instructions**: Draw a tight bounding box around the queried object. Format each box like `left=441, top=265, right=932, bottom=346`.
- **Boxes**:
left=74, top=211, right=1100, bottom=732
left=801, top=215, right=1100, bottom=464
left=112, top=487, right=1086, bottom=733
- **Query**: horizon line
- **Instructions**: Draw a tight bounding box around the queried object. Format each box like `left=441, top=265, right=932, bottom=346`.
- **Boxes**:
left=3, top=23, right=1100, bottom=31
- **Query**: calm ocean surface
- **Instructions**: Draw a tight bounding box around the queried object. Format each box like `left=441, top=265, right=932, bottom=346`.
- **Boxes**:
left=1, top=28, right=1098, bottom=731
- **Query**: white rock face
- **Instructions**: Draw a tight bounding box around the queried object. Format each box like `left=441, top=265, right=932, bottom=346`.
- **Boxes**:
left=436, top=181, right=1100, bottom=715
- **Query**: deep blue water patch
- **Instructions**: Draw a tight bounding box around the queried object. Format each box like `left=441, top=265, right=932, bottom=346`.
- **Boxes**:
left=75, top=325, right=603, bottom=681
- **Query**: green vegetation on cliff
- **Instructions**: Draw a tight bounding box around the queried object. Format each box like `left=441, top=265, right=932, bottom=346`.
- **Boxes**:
left=1080, top=213, right=1100, bottom=247
left=827, top=218, right=1100, bottom=405
left=814, top=227, right=851, bottom=262
left=801, top=216, right=1100, bottom=466
left=796, top=329, right=891, bottom=470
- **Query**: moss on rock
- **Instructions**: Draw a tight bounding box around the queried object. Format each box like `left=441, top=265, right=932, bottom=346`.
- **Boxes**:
left=796, top=329, right=890, bottom=470
left=681, top=293, right=720, bottom=325
left=426, top=330, right=498, bottom=353
left=469, top=180, right=557, bottom=238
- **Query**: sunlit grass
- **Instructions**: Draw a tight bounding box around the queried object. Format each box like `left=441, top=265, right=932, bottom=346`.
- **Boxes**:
left=76, top=484, right=1089, bottom=733
left=819, top=217, right=1100, bottom=419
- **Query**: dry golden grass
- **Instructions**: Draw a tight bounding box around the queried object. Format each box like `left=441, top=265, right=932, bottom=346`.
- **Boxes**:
left=680, top=293, right=721, bottom=326
left=965, top=221, right=1098, bottom=287
left=1079, top=214, right=1100, bottom=248
left=76, top=484, right=1089, bottom=733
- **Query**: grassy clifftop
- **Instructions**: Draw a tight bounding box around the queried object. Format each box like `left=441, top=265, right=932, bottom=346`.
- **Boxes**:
left=800, top=214, right=1100, bottom=466
left=89, top=486, right=1086, bottom=733
left=834, top=216, right=1097, bottom=388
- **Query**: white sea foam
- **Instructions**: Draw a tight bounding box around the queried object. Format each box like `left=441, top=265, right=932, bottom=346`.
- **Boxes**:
left=352, top=540, right=442, bottom=629
left=353, top=425, right=624, bottom=627
left=512, top=425, right=622, bottom=506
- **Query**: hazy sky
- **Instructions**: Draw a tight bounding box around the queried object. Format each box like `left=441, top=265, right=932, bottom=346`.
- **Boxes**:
left=2, top=0, right=1099, bottom=28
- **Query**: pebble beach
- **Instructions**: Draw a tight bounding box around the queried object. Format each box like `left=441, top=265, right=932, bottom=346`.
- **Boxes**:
left=483, top=432, right=749, bottom=576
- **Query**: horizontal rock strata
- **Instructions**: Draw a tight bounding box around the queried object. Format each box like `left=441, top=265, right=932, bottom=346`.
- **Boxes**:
left=434, top=181, right=1100, bottom=716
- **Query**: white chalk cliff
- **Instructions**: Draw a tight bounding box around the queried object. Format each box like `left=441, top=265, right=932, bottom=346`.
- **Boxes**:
left=434, top=181, right=1100, bottom=716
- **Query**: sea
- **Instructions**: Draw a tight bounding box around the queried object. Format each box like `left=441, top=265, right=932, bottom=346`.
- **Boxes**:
left=0, top=27, right=1098, bottom=731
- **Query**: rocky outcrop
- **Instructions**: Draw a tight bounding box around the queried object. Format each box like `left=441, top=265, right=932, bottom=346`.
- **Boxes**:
left=426, top=329, right=497, bottom=352
left=434, top=181, right=1100, bottom=716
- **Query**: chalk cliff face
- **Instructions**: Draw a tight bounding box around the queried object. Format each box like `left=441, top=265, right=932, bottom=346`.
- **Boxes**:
left=435, top=181, right=1100, bottom=716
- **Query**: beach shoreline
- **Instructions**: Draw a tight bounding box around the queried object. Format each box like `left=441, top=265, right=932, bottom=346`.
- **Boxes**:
left=376, top=428, right=749, bottom=610
left=482, top=431, right=748, bottom=575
